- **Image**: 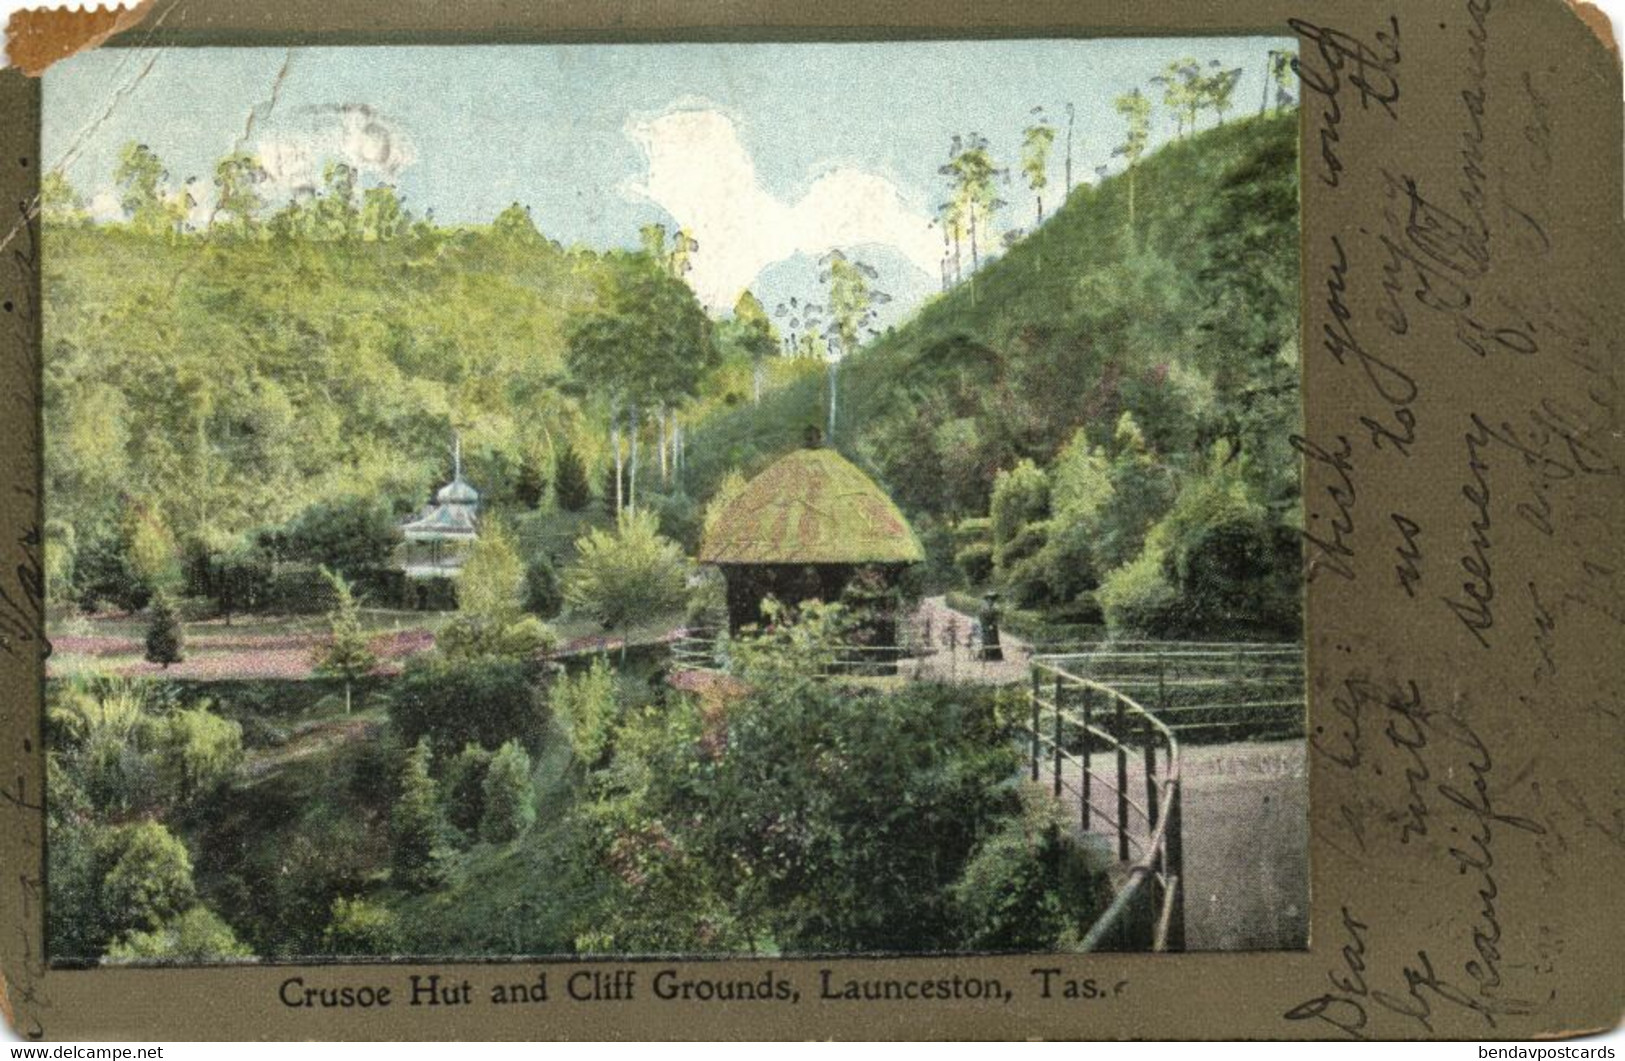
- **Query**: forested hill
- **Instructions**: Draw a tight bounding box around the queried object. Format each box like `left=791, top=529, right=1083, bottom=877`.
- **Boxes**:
left=685, top=108, right=1302, bottom=636
left=688, top=108, right=1300, bottom=521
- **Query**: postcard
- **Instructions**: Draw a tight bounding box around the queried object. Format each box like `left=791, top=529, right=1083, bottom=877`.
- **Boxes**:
left=0, top=0, right=1619, bottom=1041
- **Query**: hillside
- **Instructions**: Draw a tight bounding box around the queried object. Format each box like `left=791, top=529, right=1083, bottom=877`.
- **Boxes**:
left=689, top=111, right=1298, bottom=505
left=683, top=109, right=1302, bottom=636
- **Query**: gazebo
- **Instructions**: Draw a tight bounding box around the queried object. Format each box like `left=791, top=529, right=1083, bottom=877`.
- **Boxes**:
left=400, top=438, right=480, bottom=580
left=697, top=433, right=924, bottom=633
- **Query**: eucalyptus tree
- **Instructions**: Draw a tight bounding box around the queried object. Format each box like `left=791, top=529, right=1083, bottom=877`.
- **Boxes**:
left=1063, top=102, right=1076, bottom=199
left=1021, top=110, right=1057, bottom=225
left=635, top=222, right=702, bottom=478
left=211, top=152, right=266, bottom=233
left=1151, top=58, right=1203, bottom=138
left=1268, top=50, right=1297, bottom=112
left=115, top=142, right=171, bottom=234
left=1205, top=62, right=1244, bottom=125
left=566, top=250, right=715, bottom=513
left=1112, top=89, right=1152, bottom=241
left=940, top=133, right=1005, bottom=303
left=819, top=252, right=887, bottom=443
left=729, top=290, right=779, bottom=406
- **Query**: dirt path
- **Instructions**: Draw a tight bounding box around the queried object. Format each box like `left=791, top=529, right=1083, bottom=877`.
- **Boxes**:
left=905, top=596, right=1035, bottom=685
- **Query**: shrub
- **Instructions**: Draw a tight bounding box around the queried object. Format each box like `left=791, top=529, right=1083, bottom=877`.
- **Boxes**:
left=143, top=593, right=184, bottom=668
left=1098, top=545, right=1180, bottom=636
left=74, top=528, right=152, bottom=614
left=105, top=905, right=253, bottom=962
left=388, top=657, right=546, bottom=757
left=522, top=556, right=563, bottom=619
left=312, top=567, right=377, bottom=713
left=151, top=706, right=243, bottom=806
left=442, top=743, right=493, bottom=840
left=391, top=739, right=446, bottom=892
left=284, top=495, right=399, bottom=578
left=989, top=459, right=1050, bottom=564
left=954, top=542, right=995, bottom=586
left=1036, top=518, right=1101, bottom=604
left=442, top=519, right=557, bottom=662
left=322, top=897, right=402, bottom=956
left=554, top=655, right=621, bottom=768
left=480, top=740, right=536, bottom=844
left=553, top=442, right=593, bottom=512
left=953, top=788, right=1111, bottom=951
left=98, top=821, right=197, bottom=937
left=563, top=510, right=689, bottom=652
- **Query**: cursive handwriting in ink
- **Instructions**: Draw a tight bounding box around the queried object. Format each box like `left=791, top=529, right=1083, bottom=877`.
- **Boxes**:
left=1289, top=17, right=1402, bottom=188
left=1442, top=415, right=1495, bottom=648
left=1293, top=433, right=1357, bottom=582
left=1391, top=512, right=1423, bottom=597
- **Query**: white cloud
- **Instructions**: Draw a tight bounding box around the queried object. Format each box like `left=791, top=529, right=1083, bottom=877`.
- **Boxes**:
left=625, top=107, right=937, bottom=309
left=87, top=189, right=121, bottom=223
left=254, top=103, right=416, bottom=200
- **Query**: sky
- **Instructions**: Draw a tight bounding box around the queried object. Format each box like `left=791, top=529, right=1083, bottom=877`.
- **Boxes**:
left=43, top=38, right=1293, bottom=322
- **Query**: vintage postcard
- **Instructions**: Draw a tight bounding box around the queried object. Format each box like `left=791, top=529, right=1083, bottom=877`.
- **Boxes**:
left=0, top=0, right=1620, bottom=1042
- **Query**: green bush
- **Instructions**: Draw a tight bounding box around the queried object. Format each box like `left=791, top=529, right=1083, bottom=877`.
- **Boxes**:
left=954, top=542, right=995, bottom=586
left=97, top=821, right=197, bottom=937
left=143, top=593, right=184, bottom=668
left=990, top=459, right=1050, bottom=564
left=522, top=556, right=563, bottom=619
left=442, top=743, right=493, bottom=841
left=952, top=790, right=1111, bottom=951
left=480, top=740, right=536, bottom=844
left=106, top=905, right=253, bottom=962
left=388, top=657, right=546, bottom=757
left=391, top=739, right=446, bottom=892
left=283, top=495, right=399, bottom=579
left=75, top=526, right=151, bottom=614
left=553, top=655, right=620, bottom=768
left=1098, top=545, right=1181, bottom=637
left=554, top=442, right=593, bottom=512
left=1036, top=518, right=1100, bottom=605
left=322, top=896, right=402, bottom=956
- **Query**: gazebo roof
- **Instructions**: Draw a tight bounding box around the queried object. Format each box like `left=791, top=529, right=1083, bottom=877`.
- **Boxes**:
left=698, top=447, right=924, bottom=567
left=402, top=502, right=478, bottom=541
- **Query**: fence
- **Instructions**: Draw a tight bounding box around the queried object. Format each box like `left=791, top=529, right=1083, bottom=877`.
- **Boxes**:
left=669, top=633, right=929, bottom=677
left=1032, top=641, right=1305, bottom=742
left=1026, top=657, right=1185, bottom=952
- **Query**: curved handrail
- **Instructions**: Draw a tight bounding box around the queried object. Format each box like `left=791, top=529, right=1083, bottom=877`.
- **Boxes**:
left=1028, top=659, right=1184, bottom=952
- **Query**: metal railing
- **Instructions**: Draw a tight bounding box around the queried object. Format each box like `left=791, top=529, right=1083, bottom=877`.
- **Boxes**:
left=669, top=633, right=930, bottom=677
left=1026, top=657, right=1185, bottom=952
left=1034, top=641, right=1305, bottom=742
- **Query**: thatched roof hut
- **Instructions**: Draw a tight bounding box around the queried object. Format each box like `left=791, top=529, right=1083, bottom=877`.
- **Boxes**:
left=698, top=441, right=922, bottom=631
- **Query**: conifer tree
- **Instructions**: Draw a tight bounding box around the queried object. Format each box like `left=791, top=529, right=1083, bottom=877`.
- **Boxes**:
left=391, top=739, right=445, bottom=891
left=480, top=740, right=536, bottom=844
left=554, top=442, right=592, bottom=512
left=143, top=592, right=184, bottom=669
left=313, top=567, right=376, bottom=714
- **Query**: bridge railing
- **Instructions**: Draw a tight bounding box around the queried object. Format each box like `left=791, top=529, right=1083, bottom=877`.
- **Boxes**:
left=1026, top=658, right=1185, bottom=953
left=1032, top=641, right=1305, bottom=742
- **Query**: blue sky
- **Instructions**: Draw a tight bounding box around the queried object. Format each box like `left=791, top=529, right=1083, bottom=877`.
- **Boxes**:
left=44, top=38, right=1292, bottom=319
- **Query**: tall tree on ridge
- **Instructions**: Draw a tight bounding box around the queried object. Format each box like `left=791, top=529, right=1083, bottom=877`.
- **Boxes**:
left=1112, top=88, right=1152, bottom=243
left=821, top=252, right=885, bottom=444
left=1021, top=110, right=1057, bottom=226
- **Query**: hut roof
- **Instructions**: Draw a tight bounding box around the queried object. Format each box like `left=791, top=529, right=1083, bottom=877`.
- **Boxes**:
left=698, top=448, right=924, bottom=566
